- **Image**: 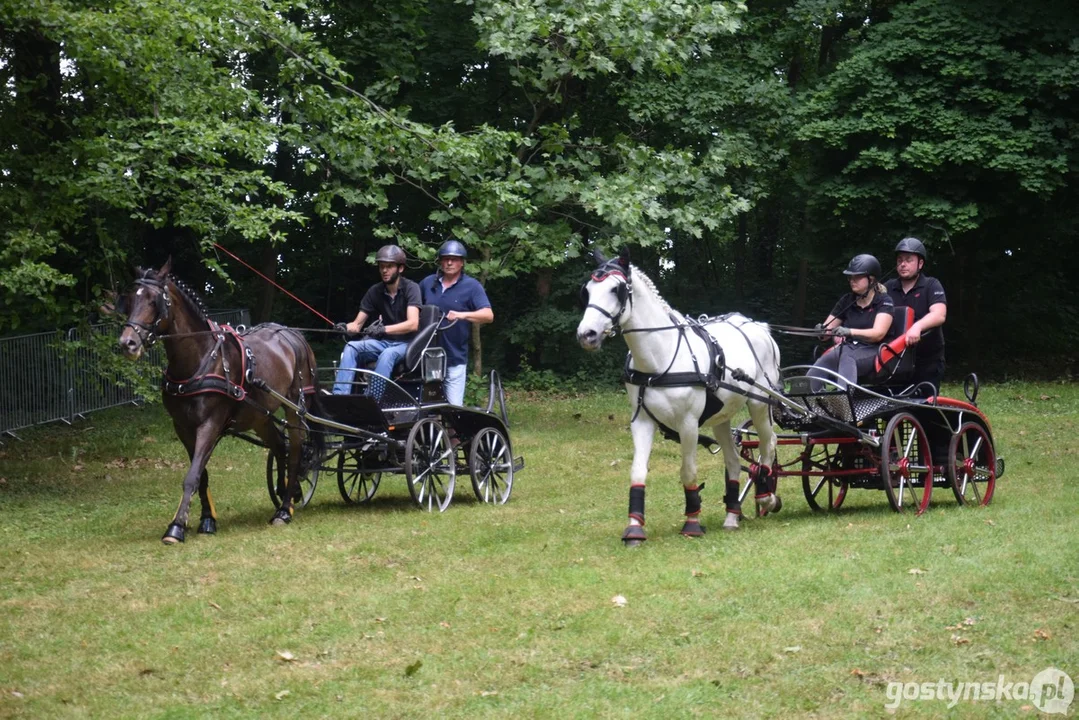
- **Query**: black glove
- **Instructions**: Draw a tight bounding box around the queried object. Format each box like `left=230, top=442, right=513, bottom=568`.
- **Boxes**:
left=813, top=322, right=826, bottom=340
left=364, top=323, right=386, bottom=340
left=833, top=326, right=852, bottom=338
left=334, top=322, right=351, bottom=338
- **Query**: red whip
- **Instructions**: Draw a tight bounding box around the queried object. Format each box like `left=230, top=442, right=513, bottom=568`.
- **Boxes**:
left=212, top=242, right=335, bottom=326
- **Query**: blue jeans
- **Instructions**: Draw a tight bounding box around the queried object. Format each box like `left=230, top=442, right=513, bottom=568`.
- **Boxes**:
left=443, top=364, right=467, bottom=405
left=333, top=339, right=407, bottom=395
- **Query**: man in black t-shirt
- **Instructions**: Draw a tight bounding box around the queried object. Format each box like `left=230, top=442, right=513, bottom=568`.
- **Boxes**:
left=885, top=237, right=947, bottom=395
left=332, top=245, right=422, bottom=395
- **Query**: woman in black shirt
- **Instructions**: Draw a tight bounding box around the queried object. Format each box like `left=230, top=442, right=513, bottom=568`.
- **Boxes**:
left=809, top=254, right=895, bottom=390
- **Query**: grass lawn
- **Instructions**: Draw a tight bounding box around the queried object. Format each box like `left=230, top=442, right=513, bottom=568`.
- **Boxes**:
left=0, top=381, right=1076, bottom=718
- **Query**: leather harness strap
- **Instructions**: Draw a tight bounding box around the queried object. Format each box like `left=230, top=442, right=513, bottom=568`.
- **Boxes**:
left=162, top=322, right=252, bottom=401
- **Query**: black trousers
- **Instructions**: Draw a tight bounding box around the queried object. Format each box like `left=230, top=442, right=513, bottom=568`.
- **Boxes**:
left=912, top=352, right=945, bottom=397
left=808, top=342, right=880, bottom=390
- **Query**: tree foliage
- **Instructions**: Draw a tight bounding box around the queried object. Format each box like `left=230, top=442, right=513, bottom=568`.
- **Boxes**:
left=1, top=0, right=1076, bottom=377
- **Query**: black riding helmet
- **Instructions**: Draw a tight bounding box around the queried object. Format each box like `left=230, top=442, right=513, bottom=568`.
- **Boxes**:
left=375, top=245, right=407, bottom=265
left=843, top=253, right=881, bottom=279
left=894, top=236, right=927, bottom=261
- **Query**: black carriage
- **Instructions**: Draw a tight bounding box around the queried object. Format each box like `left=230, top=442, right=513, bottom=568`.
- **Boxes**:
left=265, top=306, right=523, bottom=512
left=734, top=366, right=1003, bottom=514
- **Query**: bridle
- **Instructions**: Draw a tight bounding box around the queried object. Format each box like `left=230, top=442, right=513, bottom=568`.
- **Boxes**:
left=580, top=262, right=633, bottom=336
left=123, top=277, right=172, bottom=350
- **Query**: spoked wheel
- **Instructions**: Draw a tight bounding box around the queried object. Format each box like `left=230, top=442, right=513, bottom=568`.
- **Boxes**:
left=947, top=422, right=996, bottom=506
left=801, top=443, right=848, bottom=512
left=405, top=417, right=456, bottom=512
left=337, top=448, right=381, bottom=504
left=880, top=412, right=933, bottom=514
left=469, top=426, right=514, bottom=504
left=265, top=449, right=319, bottom=510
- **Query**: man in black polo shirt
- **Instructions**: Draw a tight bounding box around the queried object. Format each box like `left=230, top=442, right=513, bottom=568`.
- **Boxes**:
left=332, top=245, right=422, bottom=395
left=885, top=237, right=947, bottom=395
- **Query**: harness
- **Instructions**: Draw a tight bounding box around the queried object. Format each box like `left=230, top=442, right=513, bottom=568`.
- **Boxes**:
left=162, top=322, right=254, bottom=401
left=127, top=275, right=256, bottom=402
left=622, top=313, right=781, bottom=448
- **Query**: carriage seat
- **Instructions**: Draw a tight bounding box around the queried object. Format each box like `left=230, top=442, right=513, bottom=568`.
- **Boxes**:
left=393, top=304, right=446, bottom=381
left=866, top=306, right=915, bottom=386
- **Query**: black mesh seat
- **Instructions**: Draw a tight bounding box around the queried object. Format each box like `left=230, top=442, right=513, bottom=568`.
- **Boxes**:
left=394, top=304, right=445, bottom=378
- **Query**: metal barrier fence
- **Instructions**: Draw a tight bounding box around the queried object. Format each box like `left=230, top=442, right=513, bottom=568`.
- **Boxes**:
left=0, top=309, right=249, bottom=440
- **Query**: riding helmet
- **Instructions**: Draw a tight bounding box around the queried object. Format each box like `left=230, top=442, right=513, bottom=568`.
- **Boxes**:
left=894, top=236, right=927, bottom=261
left=375, top=245, right=407, bottom=265
left=437, top=239, right=468, bottom=260
left=843, top=253, right=881, bottom=279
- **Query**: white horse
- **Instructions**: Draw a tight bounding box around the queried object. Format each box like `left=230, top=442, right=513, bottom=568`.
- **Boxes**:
left=576, top=248, right=781, bottom=544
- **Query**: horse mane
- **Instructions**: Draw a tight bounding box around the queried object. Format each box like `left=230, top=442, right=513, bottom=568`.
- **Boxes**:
left=136, top=266, right=210, bottom=323
left=629, top=264, right=673, bottom=315
left=168, top=274, right=211, bottom=322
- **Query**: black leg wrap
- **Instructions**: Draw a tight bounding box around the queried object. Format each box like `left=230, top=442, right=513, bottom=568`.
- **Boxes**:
left=683, top=486, right=702, bottom=516
left=622, top=524, right=647, bottom=544
left=162, top=523, right=186, bottom=544
left=724, top=477, right=742, bottom=514
left=197, top=517, right=217, bottom=535
left=628, top=485, right=645, bottom=526
left=269, top=508, right=292, bottom=525
left=753, top=463, right=777, bottom=495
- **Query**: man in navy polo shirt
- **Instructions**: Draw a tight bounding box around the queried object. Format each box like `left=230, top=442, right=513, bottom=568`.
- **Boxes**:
left=332, top=245, right=422, bottom=395
left=421, top=240, right=494, bottom=405
left=885, top=237, right=947, bottom=395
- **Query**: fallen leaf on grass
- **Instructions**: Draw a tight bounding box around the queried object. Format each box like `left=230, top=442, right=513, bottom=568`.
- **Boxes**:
left=1040, top=395, right=1057, bottom=401
left=276, top=651, right=296, bottom=662
left=611, top=595, right=628, bottom=607
left=275, top=690, right=290, bottom=700
left=208, top=601, right=222, bottom=611
left=440, top=622, right=451, bottom=629
left=783, top=646, right=801, bottom=653
left=374, top=617, right=386, bottom=623
left=11, top=691, right=23, bottom=698
left=985, top=519, right=995, bottom=526
left=907, top=568, right=927, bottom=575
left=480, top=690, right=498, bottom=697
left=1033, top=628, right=1051, bottom=641
left=951, top=635, right=970, bottom=645
left=691, top=569, right=705, bottom=578
left=1052, top=596, right=1079, bottom=604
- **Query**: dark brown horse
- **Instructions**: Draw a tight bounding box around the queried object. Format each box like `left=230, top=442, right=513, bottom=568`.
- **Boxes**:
left=117, top=260, right=321, bottom=544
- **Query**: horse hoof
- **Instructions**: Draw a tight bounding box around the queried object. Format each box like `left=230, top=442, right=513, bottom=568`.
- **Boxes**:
left=680, top=521, right=706, bottom=537
left=269, top=509, right=292, bottom=526
left=621, top=525, right=646, bottom=545
left=756, top=493, right=781, bottom=516
left=162, top=523, right=186, bottom=544
left=197, top=517, right=217, bottom=535
left=722, top=513, right=741, bottom=531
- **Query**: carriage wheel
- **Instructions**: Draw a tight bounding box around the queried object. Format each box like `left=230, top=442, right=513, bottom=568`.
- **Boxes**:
left=947, top=422, right=996, bottom=506
left=265, top=450, right=319, bottom=510
left=801, top=443, right=848, bottom=512
left=337, top=449, right=381, bottom=504
left=469, top=426, right=514, bottom=504
left=405, top=417, right=456, bottom=512
left=880, top=412, right=933, bottom=514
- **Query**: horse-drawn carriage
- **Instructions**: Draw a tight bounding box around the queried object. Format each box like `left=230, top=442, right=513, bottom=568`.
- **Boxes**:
left=575, top=247, right=1003, bottom=544
left=733, top=367, right=1002, bottom=514
left=118, top=261, right=521, bottom=544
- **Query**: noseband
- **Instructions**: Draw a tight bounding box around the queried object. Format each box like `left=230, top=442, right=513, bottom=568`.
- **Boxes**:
left=123, top=278, right=172, bottom=349
left=581, top=262, right=632, bottom=335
